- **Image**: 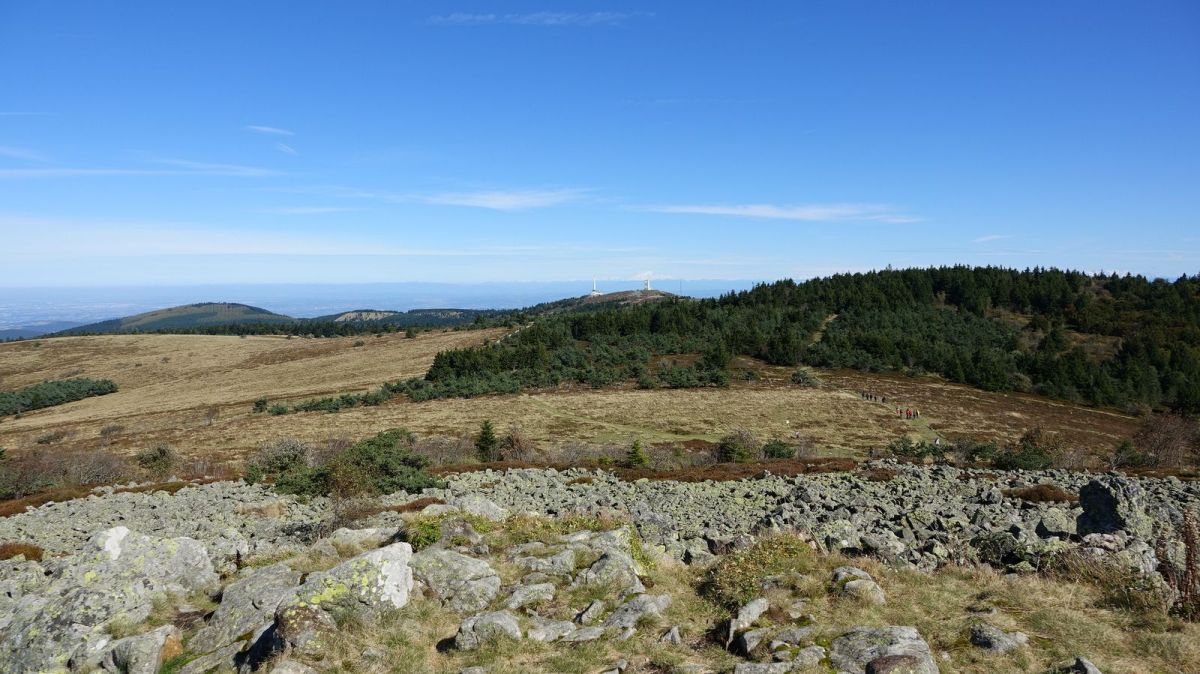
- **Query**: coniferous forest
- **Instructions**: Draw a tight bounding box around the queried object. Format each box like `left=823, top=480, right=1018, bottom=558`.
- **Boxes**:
left=402, top=267, right=1200, bottom=413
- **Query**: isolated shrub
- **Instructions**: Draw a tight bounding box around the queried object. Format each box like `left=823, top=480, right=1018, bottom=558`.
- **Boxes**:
left=248, top=438, right=313, bottom=476
left=273, top=465, right=332, bottom=497
left=704, top=533, right=814, bottom=608
left=267, top=404, right=289, bottom=416
left=886, top=436, right=945, bottom=461
left=624, top=439, right=649, bottom=468
left=992, top=427, right=1061, bottom=470
left=331, top=428, right=441, bottom=496
left=762, top=439, right=795, bottom=460
left=352, top=340, right=366, bottom=347
left=1109, top=439, right=1151, bottom=469
left=1157, top=510, right=1200, bottom=621
left=136, top=445, right=176, bottom=480
left=500, top=423, right=536, bottom=461
left=1134, top=414, right=1200, bottom=468
left=475, top=420, right=499, bottom=463
left=35, top=429, right=71, bottom=445
left=718, top=428, right=760, bottom=463
left=790, top=368, right=820, bottom=387
left=98, top=424, right=124, bottom=446
left=952, top=439, right=1000, bottom=464
left=252, top=397, right=269, bottom=413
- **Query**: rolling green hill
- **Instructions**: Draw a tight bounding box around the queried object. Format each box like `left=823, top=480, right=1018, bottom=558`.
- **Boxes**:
left=57, top=303, right=294, bottom=334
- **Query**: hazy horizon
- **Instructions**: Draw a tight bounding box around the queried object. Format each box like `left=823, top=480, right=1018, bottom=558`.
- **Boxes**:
left=0, top=279, right=762, bottom=330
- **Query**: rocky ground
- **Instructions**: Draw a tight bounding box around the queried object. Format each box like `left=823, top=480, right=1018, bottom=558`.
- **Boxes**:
left=0, top=463, right=1198, bottom=673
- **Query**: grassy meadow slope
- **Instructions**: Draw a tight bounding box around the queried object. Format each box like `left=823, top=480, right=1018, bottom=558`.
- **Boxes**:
left=0, top=332, right=1137, bottom=466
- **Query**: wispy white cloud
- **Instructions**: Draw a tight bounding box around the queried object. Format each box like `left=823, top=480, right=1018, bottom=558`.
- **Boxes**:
left=275, top=143, right=298, bottom=155
left=973, top=234, right=1011, bottom=243
left=0, top=146, right=49, bottom=162
left=274, top=185, right=590, bottom=211
left=256, top=206, right=358, bottom=215
left=422, top=188, right=588, bottom=210
left=151, top=158, right=282, bottom=176
left=429, top=11, right=650, bottom=26
left=0, top=158, right=281, bottom=179
left=245, top=125, right=294, bottom=136
left=642, top=203, right=920, bottom=224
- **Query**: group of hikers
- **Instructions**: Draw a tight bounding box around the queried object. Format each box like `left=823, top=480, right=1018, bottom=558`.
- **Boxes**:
left=860, top=390, right=921, bottom=420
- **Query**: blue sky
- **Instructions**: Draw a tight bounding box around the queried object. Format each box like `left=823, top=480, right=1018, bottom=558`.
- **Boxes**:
left=1, top=0, right=1197, bottom=288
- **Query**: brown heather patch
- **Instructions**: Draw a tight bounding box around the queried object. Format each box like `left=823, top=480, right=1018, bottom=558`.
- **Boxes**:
left=862, top=467, right=900, bottom=482
left=354, top=497, right=447, bottom=519
left=0, top=485, right=96, bottom=518
left=566, top=476, right=595, bottom=485
left=0, top=542, right=44, bottom=561
left=1002, top=484, right=1079, bottom=504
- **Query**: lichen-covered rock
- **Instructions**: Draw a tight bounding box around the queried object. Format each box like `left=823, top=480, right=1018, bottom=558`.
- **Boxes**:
left=284, top=542, right=413, bottom=618
left=452, top=495, right=509, bottom=522
left=527, top=614, right=576, bottom=642
left=411, top=548, right=500, bottom=613
left=832, top=568, right=887, bottom=606
left=727, top=597, right=769, bottom=648
left=829, top=626, right=938, bottom=674
left=574, top=550, right=643, bottom=595
left=1077, top=476, right=1154, bottom=540
left=968, top=622, right=1028, bottom=653
left=0, top=527, right=218, bottom=673
left=99, top=624, right=183, bottom=674
left=505, top=582, right=555, bottom=610
left=602, top=594, right=671, bottom=630
left=190, top=562, right=302, bottom=654
left=455, top=611, right=522, bottom=650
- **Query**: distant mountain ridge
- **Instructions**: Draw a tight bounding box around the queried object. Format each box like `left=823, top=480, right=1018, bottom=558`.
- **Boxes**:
left=47, top=290, right=682, bottom=337
left=56, top=303, right=293, bottom=335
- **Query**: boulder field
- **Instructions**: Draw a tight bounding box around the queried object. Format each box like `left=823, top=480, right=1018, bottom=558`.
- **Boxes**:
left=0, top=461, right=1195, bottom=673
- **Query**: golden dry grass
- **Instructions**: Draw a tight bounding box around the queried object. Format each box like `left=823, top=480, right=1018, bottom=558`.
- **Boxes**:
left=0, top=333, right=1139, bottom=465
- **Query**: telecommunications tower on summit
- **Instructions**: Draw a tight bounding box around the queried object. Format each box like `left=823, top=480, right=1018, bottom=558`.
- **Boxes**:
left=643, top=278, right=652, bottom=291
left=589, top=278, right=603, bottom=297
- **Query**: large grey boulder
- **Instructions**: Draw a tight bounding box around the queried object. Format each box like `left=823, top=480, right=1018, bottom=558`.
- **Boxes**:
left=273, top=542, right=413, bottom=657
left=829, top=626, right=939, bottom=674
left=574, top=550, right=643, bottom=595
left=0, top=527, right=218, bottom=673
left=189, top=562, right=302, bottom=654
left=1077, top=476, right=1154, bottom=540
left=454, top=611, right=522, bottom=650
left=833, top=567, right=886, bottom=605
left=726, top=597, right=769, bottom=648
left=100, top=625, right=183, bottom=674
left=452, top=495, right=509, bottom=522
left=287, top=542, right=414, bottom=616
left=411, top=548, right=500, bottom=612
left=602, top=594, right=672, bottom=630
left=504, top=582, right=555, bottom=610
